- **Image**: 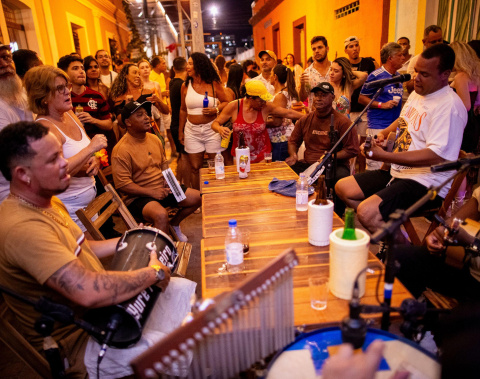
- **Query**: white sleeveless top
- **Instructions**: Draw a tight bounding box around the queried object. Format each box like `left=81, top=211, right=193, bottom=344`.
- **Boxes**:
left=185, top=82, right=216, bottom=115
left=36, top=113, right=95, bottom=198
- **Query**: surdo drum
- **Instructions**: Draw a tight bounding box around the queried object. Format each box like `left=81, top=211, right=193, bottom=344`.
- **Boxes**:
left=83, top=227, right=177, bottom=348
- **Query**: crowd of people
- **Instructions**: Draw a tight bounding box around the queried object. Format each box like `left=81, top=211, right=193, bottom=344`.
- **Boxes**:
left=0, top=22, right=480, bottom=377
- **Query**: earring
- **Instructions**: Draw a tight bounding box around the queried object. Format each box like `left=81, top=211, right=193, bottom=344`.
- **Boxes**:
left=27, top=178, right=31, bottom=185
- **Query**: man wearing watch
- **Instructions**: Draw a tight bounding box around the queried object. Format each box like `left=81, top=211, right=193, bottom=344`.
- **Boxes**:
left=394, top=184, right=480, bottom=302
left=0, top=121, right=195, bottom=377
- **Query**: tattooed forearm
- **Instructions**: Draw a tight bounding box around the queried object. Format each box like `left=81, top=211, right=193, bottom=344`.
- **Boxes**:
left=46, top=260, right=156, bottom=308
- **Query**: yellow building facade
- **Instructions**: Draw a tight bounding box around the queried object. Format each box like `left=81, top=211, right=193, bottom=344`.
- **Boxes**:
left=251, top=0, right=480, bottom=67
left=0, top=0, right=130, bottom=65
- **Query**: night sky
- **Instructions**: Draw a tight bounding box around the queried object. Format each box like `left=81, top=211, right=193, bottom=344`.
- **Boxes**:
left=201, top=0, right=253, bottom=42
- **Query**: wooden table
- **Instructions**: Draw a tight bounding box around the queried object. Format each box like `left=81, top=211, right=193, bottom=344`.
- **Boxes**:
left=200, top=161, right=298, bottom=195
left=200, top=162, right=412, bottom=329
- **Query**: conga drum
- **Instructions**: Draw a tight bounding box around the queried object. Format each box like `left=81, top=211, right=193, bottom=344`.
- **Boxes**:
left=267, top=327, right=440, bottom=378
left=83, top=227, right=177, bottom=348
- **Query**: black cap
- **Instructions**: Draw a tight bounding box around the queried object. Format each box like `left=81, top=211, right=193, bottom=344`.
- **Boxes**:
left=311, top=82, right=335, bottom=96
left=121, top=101, right=152, bottom=121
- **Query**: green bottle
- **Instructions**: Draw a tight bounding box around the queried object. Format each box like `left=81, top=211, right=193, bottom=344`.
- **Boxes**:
left=342, top=208, right=357, bottom=240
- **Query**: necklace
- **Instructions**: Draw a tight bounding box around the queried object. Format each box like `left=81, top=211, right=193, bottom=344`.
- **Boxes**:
left=9, top=193, right=69, bottom=228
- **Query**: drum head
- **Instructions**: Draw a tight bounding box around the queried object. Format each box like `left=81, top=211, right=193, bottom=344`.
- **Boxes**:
left=111, top=226, right=178, bottom=272
left=267, top=327, right=440, bottom=379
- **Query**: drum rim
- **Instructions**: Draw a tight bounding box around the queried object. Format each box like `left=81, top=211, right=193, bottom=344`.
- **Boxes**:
left=123, top=226, right=176, bottom=247
left=266, top=325, right=439, bottom=373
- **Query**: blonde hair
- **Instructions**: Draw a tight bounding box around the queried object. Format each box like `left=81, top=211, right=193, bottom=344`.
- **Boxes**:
left=450, top=41, right=480, bottom=86
left=137, top=58, right=151, bottom=68
left=24, top=65, right=70, bottom=115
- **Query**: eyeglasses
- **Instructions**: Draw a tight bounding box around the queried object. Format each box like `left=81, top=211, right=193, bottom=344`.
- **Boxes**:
left=55, top=84, right=69, bottom=95
left=0, top=53, right=13, bottom=63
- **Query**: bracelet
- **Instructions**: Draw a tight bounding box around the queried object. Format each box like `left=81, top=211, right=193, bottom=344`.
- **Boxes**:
left=377, top=102, right=382, bottom=109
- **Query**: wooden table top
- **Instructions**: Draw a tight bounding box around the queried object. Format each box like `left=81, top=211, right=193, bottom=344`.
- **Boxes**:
left=200, top=161, right=298, bottom=195
left=201, top=227, right=411, bottom=329
left=200, top=162, right=412, bottom=329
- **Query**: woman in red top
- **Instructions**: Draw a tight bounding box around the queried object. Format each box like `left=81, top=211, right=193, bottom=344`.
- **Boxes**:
left=212, top=80, right=304, bottom=163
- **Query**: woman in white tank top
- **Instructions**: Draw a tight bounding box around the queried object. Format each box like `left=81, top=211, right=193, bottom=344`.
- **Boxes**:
left=179, top=53, right=231, bottom=189
left=24, top=65, right=108, bottom=234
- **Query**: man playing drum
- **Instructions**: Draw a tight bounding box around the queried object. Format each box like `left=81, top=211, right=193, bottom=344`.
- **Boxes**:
left=0, top=121, right=194, bottom=377
left=112, top=101, right=201, bottom=242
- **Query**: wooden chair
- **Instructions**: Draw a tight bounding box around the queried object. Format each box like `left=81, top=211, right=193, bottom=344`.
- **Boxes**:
left=403, top=168, right=468, bottom=245
left=76, top=183, right=137, bottom=240
left=0, top=296, right=52, bottom=378
left=76, top=184, right=192, bottom=277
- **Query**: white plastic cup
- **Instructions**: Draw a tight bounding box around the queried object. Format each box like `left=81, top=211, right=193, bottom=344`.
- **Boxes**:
left=393, top=95, right=401, bottom=105
left=329, top=228, right=370, bottom=300
left=308, top=199, right=334, bottom=246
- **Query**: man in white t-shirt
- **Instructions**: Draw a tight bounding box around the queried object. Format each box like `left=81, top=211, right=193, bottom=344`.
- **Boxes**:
left=336, top=43, right=467, bottom=243
left=247, top=50, right=276, bottom=95
left=95, top=49, right=118, bottom=88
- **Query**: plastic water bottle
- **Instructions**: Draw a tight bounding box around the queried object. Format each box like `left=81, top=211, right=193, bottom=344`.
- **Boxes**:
left=225, top=219, right=243, bottom=272
left=296, top=173, right=309, bottom=211
left=215, top=151, right=225, bottom=179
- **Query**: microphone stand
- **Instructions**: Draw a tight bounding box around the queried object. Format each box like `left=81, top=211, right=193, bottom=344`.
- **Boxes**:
left=370, top=163, right=470, bottom=331
left=307, top=87, right=384, bottom=185
left=326, top=114, right=339, bottom=201
left=0, top=284, right=103, bottom=379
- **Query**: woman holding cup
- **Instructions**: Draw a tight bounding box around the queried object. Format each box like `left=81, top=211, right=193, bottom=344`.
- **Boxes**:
left=329, top=57, right=368, bottom=117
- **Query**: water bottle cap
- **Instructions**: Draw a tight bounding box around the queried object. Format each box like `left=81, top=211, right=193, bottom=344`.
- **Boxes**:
left=228, top=219, right=237, bottom=227
left=300, top=173, right=305, bottom=177
left=204, top=181, right=209, bottom=184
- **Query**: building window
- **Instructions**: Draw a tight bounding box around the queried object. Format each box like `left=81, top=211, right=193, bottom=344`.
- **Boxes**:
left=2, top=2, right=28, bottom=50
left=71, top=24, right=82, bottom=56
left=335, top=1, right=360, bottom=19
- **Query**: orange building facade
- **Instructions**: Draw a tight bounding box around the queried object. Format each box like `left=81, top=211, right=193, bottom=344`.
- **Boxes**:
left=250, top=0, right=480, bottom=68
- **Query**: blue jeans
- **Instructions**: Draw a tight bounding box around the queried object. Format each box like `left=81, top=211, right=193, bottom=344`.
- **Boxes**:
left=271, top=141, right=289, bottom=162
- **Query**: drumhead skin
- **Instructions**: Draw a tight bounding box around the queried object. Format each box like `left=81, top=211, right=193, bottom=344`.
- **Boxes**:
left=112, top=226, right=178, bottom=272
left=267, top=327, right=440, bottom=379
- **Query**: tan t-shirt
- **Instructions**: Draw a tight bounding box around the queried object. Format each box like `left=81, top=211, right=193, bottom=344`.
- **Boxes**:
left=0, top=196, right=104, bottom=349
left=112, top=132, right=168, bottom=205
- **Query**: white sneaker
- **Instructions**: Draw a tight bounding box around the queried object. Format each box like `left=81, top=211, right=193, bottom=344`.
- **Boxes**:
left=172, top=225, right=188, bottom=242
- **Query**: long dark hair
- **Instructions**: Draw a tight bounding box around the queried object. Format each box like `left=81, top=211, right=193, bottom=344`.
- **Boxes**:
left=332, top=57, right=355, bottom=94
left=109, top=63, right=137, bottom=101
left=273, top=64, right=299, bottom=101
left=226, top=64, right=243, bottom=99
left=185, top=52, right=220, bottom=86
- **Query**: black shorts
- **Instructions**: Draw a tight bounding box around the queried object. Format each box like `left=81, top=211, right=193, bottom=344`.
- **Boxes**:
left=354, top=170, right=443, bottom=222
left=127, top=185, right=187, bottom=221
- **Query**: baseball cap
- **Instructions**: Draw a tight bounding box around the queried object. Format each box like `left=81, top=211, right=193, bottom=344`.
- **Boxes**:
left=0, top=43, right=11, bottom=51
left=121, top=101, right=152, bottom=121
left=258, top=50, right=277, bottom=62
left=245, top=80, right=273, bottom=101
left=344, top=36, right=360, bottom=48
left=311, top=82, right=335, bottom=96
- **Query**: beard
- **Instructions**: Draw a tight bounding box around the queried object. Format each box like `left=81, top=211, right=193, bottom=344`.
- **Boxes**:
left=315, top=55, right=327, bottom=63
left=0, top=74, right=26, bottom=107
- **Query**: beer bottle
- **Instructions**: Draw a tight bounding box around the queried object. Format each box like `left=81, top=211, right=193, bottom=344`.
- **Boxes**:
left=314, top=175, right=329, bottom=205
left=342, top=208, right=357, bottom=240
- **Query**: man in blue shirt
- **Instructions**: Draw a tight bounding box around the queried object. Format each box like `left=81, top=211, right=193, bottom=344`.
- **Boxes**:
left=359, top=42, right=404, bottom=170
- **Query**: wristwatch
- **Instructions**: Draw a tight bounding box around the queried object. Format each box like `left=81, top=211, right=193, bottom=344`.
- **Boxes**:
left=150, top=264, right=165, bottom=282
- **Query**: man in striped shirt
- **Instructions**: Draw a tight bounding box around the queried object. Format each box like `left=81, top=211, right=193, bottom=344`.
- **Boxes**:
left=57, top=54, right=115, bottom=159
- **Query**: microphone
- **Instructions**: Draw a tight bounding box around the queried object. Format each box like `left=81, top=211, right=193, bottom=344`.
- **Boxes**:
left=341, top=279, right=367, bottom=349
left=364, top=74, right=411, bottom=89
left=98, top=312, right=123, bottom=362
left=431, top=156, right=480, bottom=172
